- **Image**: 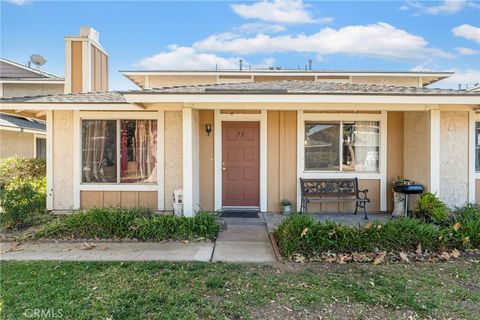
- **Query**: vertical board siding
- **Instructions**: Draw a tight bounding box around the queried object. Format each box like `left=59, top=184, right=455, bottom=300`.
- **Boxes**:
left=80, top=191, right=157, bottom=209
left=199, top=110, right=215, bottom=210
left=267, top=111, right=297, bottom=212
left=387, top=112, right=404, bottom=211
left=71, top=41, right=83, bottom=93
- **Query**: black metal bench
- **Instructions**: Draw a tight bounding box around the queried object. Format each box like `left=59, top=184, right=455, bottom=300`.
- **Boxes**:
left=300, top=178, right=370, bottom=219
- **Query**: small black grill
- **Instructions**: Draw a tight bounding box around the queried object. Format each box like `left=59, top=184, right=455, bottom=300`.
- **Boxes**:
left=393, top=184, right=424, bottom=194
left=393, top=183, right=424, bottom=217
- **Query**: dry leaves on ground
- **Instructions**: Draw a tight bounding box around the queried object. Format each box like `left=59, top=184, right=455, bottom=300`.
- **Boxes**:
left=80, top=242, right=97, bottom=250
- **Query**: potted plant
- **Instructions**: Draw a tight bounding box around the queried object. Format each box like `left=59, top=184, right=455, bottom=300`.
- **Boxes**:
left=392, top=177, right=411, bottom=217
left=281, top=199, right=292, bottom=215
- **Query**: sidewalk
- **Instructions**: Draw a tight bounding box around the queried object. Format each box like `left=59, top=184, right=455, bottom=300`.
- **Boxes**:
left=0, top=241, right=214, bottom=262
left=0, top=216, right=277, bottom=263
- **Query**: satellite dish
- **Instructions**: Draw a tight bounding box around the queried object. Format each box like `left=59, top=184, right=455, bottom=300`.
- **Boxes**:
left=30, top=54, right=47, bottom=67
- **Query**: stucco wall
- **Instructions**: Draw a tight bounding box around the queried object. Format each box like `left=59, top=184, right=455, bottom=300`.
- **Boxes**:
left=164, top=111, right=183, bottom=210
left=2, top=83, right=64, bottom=98
left=149, top=75, right=217, bottom=88
left=52, top=110, right=74, bottom=210
left=404, top=111, right=430, bottom=191
left=199, top=111, right=214, bottom=210
left=0, top=129, right=34, bottom=158
left=267, top=111, right=297, bottom=212
left=440, top=112, right=469, bottom=207
left=351, top=76, right=419, bottom=87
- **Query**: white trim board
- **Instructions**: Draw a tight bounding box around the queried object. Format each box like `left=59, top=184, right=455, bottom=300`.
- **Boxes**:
left=46, top=111, right=53, bottom=210
left=214, top=111, right=268, bottom=212
left=296, top=111, right=388, bottom=212
left=473, top=113, right=480, bottom=198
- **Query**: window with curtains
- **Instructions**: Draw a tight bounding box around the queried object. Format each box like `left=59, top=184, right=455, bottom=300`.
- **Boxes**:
left=304, top=121, right=380, bottom=172
left=82, top=119, right=157, bottom=183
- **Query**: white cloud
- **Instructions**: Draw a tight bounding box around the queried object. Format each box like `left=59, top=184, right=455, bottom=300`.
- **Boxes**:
left=410, top=61, right=480, bottom=88
left=433, top=68, right=480, bottom=88
left=403, top=0, right=479, bottom=15
left=231, top=0, right=316, bottom=24
left=452, top=24, right=480, bottom=43
left=137, top=45, right=241, bottom=70
left=193, top=23, right=451, bottom=61
left=455, top=47, right=480, bottom=55
left=237, top=22, right=286, bottom=34
left=5, top=0, right=29, bottom=5
left=136, top=45, right=275, bottom=70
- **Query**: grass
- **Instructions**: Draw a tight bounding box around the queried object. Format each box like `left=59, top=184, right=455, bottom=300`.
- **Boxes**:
left=31, top=208, right=221, bottom=241
left=1, top=260, right=479, bottom=319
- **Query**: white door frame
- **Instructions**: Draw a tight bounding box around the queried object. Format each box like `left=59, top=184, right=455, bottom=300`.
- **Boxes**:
left=214, top=110, right=268, bottom=212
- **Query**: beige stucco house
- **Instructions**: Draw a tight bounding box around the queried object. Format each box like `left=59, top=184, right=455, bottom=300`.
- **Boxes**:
left=0, top=57, right=63, bottom=159
left=1, top=27, right=479, bottom=216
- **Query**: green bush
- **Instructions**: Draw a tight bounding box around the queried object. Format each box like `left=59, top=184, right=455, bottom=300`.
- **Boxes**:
left=273, top=210, right=480, bottom=260
left=412, top=192, right=448, bottom=223
left=0, top=177, right=47, bottom=229
left=0, top=157, right=46, bottom=187
left=34, top=208, right=220, bottom=241
left=449, top=203, right=480, bottom=249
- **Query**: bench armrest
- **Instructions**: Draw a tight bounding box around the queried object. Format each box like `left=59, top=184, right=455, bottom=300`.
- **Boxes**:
left=357, top=189, right=369, bottom=200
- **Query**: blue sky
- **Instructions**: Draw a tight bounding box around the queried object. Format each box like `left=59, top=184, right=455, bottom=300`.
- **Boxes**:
left=1, top=0, right=479, bottom=90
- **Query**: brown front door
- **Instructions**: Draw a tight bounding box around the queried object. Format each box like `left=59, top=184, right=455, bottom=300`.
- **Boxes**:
left=222, top=121, right=260, bottom=207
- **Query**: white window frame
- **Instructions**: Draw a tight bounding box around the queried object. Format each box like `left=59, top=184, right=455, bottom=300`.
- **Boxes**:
left=73, top=111, right=164, bottom=210
left=303, top=120, right=381, bottom=174
left=297, top=111, right=388, bottom=211
left=474, top=113, right=480, bottom=179
left=33, top=133, right=46, bottom=159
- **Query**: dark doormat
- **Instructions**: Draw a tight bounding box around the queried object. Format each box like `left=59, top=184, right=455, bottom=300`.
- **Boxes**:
left=220, top=211, right=259, bottom=218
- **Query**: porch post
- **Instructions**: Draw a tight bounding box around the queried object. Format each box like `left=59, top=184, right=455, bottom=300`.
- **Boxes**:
left=430, top=109, right=441, bottom=195
left=46, top=110, right=53, bottom=211
left=182, top=107, right=200, bottom=216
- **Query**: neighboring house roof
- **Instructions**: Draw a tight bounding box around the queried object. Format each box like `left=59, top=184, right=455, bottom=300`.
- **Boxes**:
left=121, top=69, right=453, bottom=87
left=0, top=112, right=46, bottom=133
left=0, top=91, right=126, bottom=104
left=0, top=57, right=64, bottom=83
left=119, top=80, right=480, bottom=96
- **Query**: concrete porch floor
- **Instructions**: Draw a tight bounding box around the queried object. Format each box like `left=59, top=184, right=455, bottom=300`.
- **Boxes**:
left=262, top=212, right=391, bottom=233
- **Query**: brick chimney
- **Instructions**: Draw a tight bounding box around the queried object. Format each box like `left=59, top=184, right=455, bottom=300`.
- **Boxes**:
left=64, top=26, right=108, bottom=93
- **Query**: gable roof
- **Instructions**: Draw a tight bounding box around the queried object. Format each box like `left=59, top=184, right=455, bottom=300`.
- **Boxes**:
left=0, top=91, right=126, bottom=104
left=0, top=113, right=46, bottom=133
left=0, top=57, right=64, bottom=82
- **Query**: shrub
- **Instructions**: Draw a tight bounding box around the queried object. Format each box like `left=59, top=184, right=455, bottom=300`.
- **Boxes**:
left=412, top=192, right=448, bottom=224
left=34, top=208, right=220, bottom=241
left=450, top=203, right=480, bottom=249
left=0, top=177, right=47, bottom=229
left=0, top=157, right=46, bottom=188
left=273, top=212, right=480, bottom=260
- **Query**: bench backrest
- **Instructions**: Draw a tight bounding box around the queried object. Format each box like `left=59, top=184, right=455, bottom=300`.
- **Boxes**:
left=300, top=178, right=359, bottom=197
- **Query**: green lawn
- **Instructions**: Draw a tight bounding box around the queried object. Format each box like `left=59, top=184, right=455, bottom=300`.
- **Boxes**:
left=1, top=260, right=479, bottom=319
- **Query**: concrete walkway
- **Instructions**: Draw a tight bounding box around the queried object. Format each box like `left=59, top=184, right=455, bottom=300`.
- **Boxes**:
left=0, top=241, right=214, bottom=262
left=212, top=217, right=277, bottom=263
left=0, top=216, right=277, bottom=263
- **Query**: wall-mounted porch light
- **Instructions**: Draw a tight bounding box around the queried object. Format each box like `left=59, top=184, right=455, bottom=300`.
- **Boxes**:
left=205, top=124, right=212, bottom=136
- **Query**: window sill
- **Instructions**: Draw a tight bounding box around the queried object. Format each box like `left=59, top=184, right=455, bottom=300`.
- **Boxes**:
left=79, top=184, right=159, bottom=192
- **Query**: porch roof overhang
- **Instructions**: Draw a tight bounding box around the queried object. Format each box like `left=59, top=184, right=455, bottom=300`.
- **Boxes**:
left=122, top=92, right=480, bottom=106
